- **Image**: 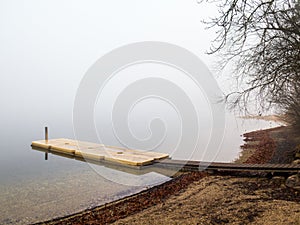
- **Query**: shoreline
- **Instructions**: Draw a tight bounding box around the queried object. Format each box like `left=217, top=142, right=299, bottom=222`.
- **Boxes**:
left=238, top=115, right=288, bottom=125
left=36, top=126, right=300, bottom=225
left=235, top=126, right=282, bottom=164
left=35, top=172, right=207, bottom=225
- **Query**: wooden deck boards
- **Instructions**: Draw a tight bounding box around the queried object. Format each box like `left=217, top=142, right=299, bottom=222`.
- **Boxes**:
left=31, top=138, right=169, bottom=166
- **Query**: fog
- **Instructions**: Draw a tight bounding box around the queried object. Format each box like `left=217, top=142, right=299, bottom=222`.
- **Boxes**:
left=0, top=1, right=274, bottom=163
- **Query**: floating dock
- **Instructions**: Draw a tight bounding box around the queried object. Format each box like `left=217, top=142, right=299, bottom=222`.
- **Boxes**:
left=31, top=138, right=169, bottom=166
left=31, top=140, right=300, bottom=174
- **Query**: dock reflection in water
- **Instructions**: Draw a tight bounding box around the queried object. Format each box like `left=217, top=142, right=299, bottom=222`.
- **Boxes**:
left=32, top=145, right=175, bottom=186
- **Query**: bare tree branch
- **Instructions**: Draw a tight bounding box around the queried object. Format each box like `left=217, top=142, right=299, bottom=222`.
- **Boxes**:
left=202, top=0, right=300, bottom=126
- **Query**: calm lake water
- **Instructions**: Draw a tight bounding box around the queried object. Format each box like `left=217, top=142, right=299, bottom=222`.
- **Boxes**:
left=0, top=115, right=281, bottom=224
left=0, top=122, right=148, bottom=224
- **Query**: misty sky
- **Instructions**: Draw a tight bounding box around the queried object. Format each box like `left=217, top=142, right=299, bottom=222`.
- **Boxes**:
left=0, top=0, right=221, bottom=121
left=0, top=1, right=225, bottom=132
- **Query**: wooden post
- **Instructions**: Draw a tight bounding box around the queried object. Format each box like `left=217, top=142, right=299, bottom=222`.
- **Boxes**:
left=45, top=127, right=48, bottom=143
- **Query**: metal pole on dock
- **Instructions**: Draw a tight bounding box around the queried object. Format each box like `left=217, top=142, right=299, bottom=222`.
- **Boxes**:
left=45, top=127, right=48, bottom=143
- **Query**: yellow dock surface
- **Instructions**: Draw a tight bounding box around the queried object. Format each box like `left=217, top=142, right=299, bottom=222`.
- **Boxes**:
left=31, top=139, right=169, bottom=166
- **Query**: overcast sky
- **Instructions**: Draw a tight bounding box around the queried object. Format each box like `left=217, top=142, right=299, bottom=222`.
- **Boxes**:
left=0, top=0, right=226, bottom=129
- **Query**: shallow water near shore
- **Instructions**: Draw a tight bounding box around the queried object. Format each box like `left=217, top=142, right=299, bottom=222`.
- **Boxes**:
left=0, top=142, right=148, bottom=224
left=0, top=115, right=282, bottom=224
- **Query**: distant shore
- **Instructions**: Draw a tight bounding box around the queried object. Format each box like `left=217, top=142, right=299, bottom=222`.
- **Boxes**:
left=38, top=126, right=300, bottom=225
left=239, top=114, right=288, bottom=125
